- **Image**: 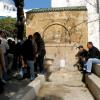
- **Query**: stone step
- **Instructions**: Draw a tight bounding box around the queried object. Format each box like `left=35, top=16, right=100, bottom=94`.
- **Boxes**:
left=10, top=75, right=45, bottom=100
left=85, top=74, right=100, bottom=100
left=92, top=64, right=100, bottom=78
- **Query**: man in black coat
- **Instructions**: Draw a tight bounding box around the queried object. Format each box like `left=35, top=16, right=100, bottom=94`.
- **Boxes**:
left=33, top=32, right=46, bottom=74
left=22, top=35, right=36, bottom=81
left=85, top=42, right=100, bottom=74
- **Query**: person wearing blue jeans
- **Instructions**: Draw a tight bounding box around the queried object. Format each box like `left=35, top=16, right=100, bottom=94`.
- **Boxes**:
left=27, top=61, right=34, bottom=80
left=85, top=58, right=100, bottom=73
left=84, top=42, right=100, bottom=74
left=22, top=35, right=36, bottom=81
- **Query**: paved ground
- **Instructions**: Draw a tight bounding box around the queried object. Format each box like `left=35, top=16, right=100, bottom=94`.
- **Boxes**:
left=36, top=68, right=94, bottom=100
left=0, top=74, right=30, bottom=100
left=0, top=68, right=95, bottom=100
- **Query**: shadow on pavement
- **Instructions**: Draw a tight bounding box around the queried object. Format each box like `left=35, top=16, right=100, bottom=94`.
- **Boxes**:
left=0, top=94, right=10, bottom=100
left=0, top=78, right=30, bottom=100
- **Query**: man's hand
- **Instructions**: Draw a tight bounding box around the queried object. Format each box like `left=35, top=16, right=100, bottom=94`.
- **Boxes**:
left=82, top=58, right=86, bottom=61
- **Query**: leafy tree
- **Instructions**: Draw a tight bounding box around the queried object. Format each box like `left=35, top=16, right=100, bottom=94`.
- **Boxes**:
left=0, top=17, right=17, bottom=38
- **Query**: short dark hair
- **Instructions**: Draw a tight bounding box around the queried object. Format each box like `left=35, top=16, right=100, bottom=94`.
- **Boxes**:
left=87, top=42, right=93, bottom=45
left=28, top=35, right=33, bottom=40
left=78, top=45, right=83, bottom=49
left=33, top=32, right=41, bottom=38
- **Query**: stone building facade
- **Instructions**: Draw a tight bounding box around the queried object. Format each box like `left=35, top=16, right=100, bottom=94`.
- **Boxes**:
left=52, top=0, right=100, bottom=49
left=26, top=7, right=88, bottom=67
left=0, top=0, right=17, bottom=18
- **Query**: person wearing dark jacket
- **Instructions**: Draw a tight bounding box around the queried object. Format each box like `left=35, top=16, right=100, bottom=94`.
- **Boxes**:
left=22, top=35, right=36, bottom=80
left=33, top=32, right=46, bottom=74
left=85, top=42, right=100, bottom=74
left=7, top=39, right=14, bottom=72
left=75, top=45, right=88, bottom=71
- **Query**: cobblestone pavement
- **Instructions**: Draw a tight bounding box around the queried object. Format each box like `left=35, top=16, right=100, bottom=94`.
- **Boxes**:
left=36, top=68, right=94, bottom=100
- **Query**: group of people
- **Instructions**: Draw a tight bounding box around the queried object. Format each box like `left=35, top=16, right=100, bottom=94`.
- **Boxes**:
left=75, top=42, right=100, bottom=75
left=19, top=32, right=46, bottom=81
left=0, top=31, right=100, bottom=94
left=0, top=32, right=46, bottom=93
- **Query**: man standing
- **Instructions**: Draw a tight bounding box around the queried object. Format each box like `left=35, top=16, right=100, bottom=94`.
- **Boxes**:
left=85, top=42, right=100, bottom=74
left=33, top=32, right=46, bottom=74
left=22, top=35, right=36, bottom=81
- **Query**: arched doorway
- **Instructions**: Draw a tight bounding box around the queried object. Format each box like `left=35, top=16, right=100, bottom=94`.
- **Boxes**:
left=43, top=23, right=70, bottom=43
left=43, top=23, right=78, bottom=68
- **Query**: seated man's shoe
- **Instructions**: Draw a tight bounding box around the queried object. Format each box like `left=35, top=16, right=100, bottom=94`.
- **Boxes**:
left=82, top=70, right=86, bottom=74
left=85, top=72, right=92, bottom=75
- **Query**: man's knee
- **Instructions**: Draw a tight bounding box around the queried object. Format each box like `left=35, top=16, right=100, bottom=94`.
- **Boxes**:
left=88, top=58, right=93, bottom=62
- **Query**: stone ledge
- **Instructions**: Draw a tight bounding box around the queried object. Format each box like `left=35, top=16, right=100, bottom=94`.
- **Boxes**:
left=85, top=74, right=100, bottom=100
left=10, top=75, right=45, bottom=100
left=93, top=64, right=100, bottom=78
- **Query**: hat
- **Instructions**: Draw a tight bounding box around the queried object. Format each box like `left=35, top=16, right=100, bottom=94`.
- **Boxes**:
left=77, top=45, right=83, bottom=48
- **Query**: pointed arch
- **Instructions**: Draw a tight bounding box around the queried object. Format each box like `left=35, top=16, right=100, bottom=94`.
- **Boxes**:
left=42, top=22, right=71, bottom=43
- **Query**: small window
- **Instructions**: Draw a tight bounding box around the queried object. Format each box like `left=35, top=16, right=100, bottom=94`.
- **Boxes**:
left=4, top=5, right=6, bottom=9
left=13, top=8, right=16, bottom=11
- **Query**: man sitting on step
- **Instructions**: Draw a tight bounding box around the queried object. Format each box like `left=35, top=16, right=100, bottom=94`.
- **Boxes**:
left=84, top=42, right=100, bottom=75
left=74, top=45, right=88, bottom=71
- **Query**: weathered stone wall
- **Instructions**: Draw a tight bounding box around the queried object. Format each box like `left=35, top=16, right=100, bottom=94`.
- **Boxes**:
left=26, top=8, right=88, bottom=67
left=52, top=0, right=100, bottom=49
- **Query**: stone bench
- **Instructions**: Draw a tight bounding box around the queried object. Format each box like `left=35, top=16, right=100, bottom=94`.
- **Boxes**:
left=10, top=75, right=45, bottom=100
left=92, top=64, right=100, bottom=78
left=85, top=74, right=100, bottom=100
left=85, top=63, right=100, bottom=100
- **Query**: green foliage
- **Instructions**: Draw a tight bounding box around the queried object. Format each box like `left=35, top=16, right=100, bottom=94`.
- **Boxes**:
left=0, top=17, right=17, bottom=37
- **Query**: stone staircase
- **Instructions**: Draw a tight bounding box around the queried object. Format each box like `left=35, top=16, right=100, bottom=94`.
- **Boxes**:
left=85, top=64, right=100, bottom=100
